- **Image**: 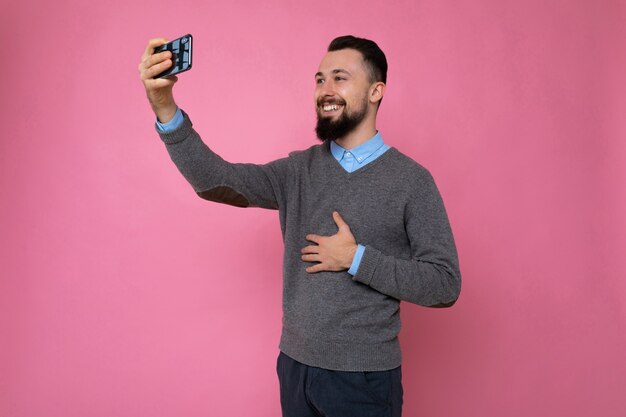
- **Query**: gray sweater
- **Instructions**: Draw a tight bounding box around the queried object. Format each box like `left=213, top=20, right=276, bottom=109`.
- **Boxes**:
left=158, top=111, right=461, bottom=371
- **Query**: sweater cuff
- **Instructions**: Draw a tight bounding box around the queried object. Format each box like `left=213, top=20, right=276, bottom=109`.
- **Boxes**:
left=155, top=110, right=194, bottom=144
left=352, top=245, right=382, bottom=286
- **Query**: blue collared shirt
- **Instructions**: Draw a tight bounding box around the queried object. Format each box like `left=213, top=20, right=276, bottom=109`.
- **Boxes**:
left=329, top=132, right=389, bottom=173
left=157, top=108, right=390, bottom=275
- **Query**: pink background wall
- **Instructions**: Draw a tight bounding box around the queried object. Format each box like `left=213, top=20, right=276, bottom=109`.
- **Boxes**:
left=1, top=0, right=625, bottom=416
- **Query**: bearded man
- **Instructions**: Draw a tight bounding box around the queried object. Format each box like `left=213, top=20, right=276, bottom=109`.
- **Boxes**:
left=139, top=35, right=461, bottom=417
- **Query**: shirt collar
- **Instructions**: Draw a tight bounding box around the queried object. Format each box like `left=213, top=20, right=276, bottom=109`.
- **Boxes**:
left=330, top=131, right=385, bottom=165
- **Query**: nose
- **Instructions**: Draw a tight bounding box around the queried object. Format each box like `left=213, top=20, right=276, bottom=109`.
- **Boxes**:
left=317, top=79, right=336, bottom=101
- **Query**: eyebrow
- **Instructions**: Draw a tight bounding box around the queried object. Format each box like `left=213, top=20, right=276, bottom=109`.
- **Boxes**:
left=315, top=68, right=352, bottom=78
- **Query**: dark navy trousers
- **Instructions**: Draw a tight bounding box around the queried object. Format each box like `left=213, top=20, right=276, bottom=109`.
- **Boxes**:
left=277, top=352, right=403, bottom=417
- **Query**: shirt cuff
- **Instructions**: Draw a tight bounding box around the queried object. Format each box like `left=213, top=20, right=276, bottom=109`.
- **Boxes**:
left=155, top=107, right=184, bottom=132
left=348, top=244, right=366, bottom=276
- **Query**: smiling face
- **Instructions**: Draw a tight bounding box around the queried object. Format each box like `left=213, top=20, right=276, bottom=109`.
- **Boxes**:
left=314, top=48, right=377, bottom=142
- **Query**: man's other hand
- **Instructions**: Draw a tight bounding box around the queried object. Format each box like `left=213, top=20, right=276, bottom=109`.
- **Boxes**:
left=301, top=211, right=358, bottom=273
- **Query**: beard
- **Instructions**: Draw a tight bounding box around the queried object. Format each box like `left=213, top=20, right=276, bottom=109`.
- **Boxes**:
left=315, top=96, right=368, bottom=142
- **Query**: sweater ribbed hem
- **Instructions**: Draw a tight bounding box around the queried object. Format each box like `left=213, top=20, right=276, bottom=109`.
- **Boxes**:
left=279, top=326, right=401, bottom=372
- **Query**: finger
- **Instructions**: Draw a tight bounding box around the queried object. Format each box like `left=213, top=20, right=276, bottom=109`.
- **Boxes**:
left=305, top=234, right=322, bottom=244
left=139, top=51, right=171, bottom=75
left=142, top=38, right=169, bottom=60
left=332, top=211, right=349, bottom=230
left=149, top=50, right=172, bottom=66
left=301, top=254, right=320, bottom=262
left=145, top=76, right=177, bottom=89
left=301, top=245, right=319, bottom=254
left=306, top=264, right=325, bottom=273
left=141, top=58, right=173, bottom=80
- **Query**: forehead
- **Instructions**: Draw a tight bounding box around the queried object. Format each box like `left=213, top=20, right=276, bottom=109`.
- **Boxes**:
left=317, top=49, right=367, bottom=76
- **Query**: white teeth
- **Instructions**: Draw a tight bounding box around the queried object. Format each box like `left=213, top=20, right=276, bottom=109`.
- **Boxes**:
left=323, top=104, right=339, bottom=111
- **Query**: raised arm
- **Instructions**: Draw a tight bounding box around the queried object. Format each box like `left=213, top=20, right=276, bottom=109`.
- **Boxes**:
left=159, top=113, right=292, bottom=209
left=138, top=38, right=292, bottom=210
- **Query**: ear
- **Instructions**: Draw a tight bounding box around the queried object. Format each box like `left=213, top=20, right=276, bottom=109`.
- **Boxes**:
left=369, top=82, right=386, bottom=105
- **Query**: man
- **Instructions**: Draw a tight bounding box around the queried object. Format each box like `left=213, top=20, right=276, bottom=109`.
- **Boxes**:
left=138, top=35, right=461, bottom=417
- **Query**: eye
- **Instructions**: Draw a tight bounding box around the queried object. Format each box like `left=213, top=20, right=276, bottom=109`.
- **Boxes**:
left=316, top=78, right=325, bottom=84
left=335, top=76, right=345, bottom=81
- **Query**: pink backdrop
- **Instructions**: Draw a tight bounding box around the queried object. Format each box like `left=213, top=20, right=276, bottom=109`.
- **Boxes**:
left=1, top=0, right=625, bottom=416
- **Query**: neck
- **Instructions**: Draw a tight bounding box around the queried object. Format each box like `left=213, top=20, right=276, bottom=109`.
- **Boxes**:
left=334, top=113, right=378, bottom=150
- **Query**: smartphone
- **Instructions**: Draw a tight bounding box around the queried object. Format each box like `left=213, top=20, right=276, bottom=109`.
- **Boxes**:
left=153, top=34, right=193, bottom=79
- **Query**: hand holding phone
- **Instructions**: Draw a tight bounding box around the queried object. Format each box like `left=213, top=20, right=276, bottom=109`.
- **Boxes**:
left=138, top=37, right=184, bottom=123
left=153, top=34, right=193, bottom=79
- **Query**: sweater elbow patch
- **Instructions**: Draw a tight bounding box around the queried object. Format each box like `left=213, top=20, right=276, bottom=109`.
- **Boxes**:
left=197, top=186, right=250, bottom=208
